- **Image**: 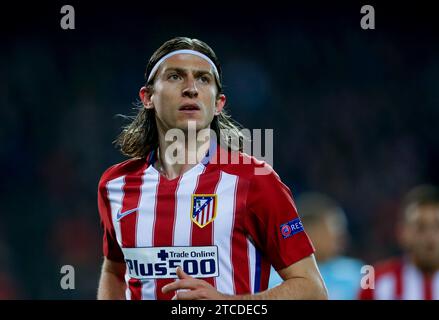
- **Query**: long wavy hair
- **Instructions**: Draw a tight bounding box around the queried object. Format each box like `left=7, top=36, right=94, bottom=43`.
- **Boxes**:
left=115, top=37, right=246, bottom=159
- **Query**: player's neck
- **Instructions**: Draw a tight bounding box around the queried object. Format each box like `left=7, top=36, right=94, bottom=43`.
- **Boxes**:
left=156, top=130, right=211, bottom=180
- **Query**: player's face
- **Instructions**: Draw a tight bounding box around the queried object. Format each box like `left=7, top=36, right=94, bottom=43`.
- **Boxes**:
left=141, top=54, right=225, bottom=132
left=402, top=204, right=439, bottom=272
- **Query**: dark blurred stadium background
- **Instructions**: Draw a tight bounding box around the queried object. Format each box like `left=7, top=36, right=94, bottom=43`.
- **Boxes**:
left=1, top=1, right=438, bottom=298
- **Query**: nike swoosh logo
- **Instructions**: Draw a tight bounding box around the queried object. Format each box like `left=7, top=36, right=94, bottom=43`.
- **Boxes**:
left=116, top=207, right=139, bottom=221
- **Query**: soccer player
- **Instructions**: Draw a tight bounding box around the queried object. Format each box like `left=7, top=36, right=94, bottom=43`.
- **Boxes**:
left=96, top=37, right=327, bottom=300
left=358, top=185, right=439, bottom=299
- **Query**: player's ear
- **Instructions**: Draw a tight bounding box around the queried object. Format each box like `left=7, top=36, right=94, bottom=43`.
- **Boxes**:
left=215, top=94, right=226, bottom=115
left=139, top=86, right=154, bottom=109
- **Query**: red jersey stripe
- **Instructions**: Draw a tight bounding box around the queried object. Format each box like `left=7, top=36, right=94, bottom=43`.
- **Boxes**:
left=230, top=177, right=251, bottom=294
left=153, top=175, right=181, bottom=300
left=424, top=274, right=433, bottom=300
left=120, top=165, right=145, bottom=300
left=395, top=260, right=403, bottom=299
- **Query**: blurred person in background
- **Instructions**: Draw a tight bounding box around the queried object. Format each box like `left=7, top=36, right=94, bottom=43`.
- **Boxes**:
left=358, top=185, right=439, bottom=300
left=269, top=192, right=364, bottom=299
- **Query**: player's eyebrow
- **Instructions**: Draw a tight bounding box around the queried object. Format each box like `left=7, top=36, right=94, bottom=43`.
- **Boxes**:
left=162, top=67, right=214, bottom=78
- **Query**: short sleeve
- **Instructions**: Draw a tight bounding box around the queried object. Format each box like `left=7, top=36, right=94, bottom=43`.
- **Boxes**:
left=98, top=177, right=125, bottom=263
left=244, top=166, right=315, bottom=270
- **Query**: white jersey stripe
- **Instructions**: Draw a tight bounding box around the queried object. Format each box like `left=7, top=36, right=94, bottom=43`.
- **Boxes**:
left=136, top=166, right=160, bottom=300
left=214, top=172, right=238, bottom=295
left=205, top=202, right=211, bottom=225
left=106, top=176, right=125, bottom=250
left=375, top=273, right=396, bottom=300
left=136, top=167, right=159, bottom=247
left=204, top=203, right=208, bottom=225
left=170, top=176, right=183, bottom=252
left=433, top=272, right=439, bottom=299
left=229, top=176, right=239, bottom=294
left=403, top=263, right=423, bottom=300
left=198, top=207, right=203, bottom=225
left=209, top=201, right=214, bottom=220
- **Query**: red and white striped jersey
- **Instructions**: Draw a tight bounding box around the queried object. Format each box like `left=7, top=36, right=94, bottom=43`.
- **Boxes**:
left=358, top=258, right=439, bottom=300
left=98, top=144, right=314, bottom=300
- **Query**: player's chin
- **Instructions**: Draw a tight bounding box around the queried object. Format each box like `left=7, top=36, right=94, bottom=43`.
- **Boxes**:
left=176, top=118, right=209, bottom=131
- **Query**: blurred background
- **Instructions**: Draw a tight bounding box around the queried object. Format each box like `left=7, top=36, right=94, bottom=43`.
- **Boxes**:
left=1, top=0, right=438, bottom=298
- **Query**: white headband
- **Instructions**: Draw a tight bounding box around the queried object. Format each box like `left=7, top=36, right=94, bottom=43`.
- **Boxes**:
left=146, top=49, right=220, bottom=83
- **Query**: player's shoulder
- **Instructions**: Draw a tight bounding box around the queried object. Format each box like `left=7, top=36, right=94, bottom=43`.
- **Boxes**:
left=99, top=157, right=147, bottom=186
left=217, top=149, right=277, bottom=181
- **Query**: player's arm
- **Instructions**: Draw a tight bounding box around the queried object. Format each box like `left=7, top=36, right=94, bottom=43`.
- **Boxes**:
left=245, top=254, right=327, bottom=299
left=97, top=171, right=128, bottom=300
left=97, top=257, right=126, bottom=300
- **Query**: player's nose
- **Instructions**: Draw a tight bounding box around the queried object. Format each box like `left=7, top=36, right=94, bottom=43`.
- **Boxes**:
left=182, top=77, right=198, bottom=98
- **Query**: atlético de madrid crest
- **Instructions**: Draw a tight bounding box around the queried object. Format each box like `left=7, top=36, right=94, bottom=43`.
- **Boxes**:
left=191, top=194, right=217, bottom=228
